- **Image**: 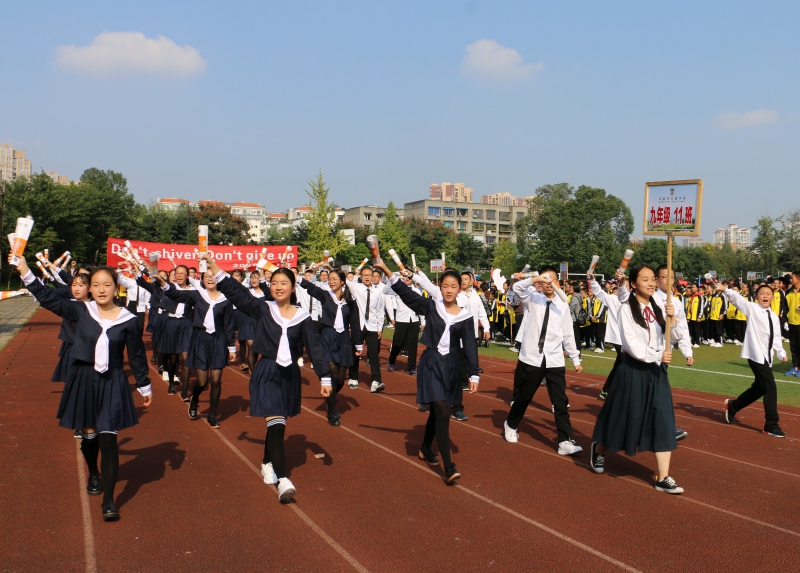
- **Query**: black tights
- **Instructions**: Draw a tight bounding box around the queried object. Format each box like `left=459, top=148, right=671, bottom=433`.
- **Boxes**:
left=423, top=401, right=452, bottom=468
left=193, top=369, right=222, bottom=418
left=326, top=362, right=347, bottom=415
left=166, top=352, right=190, bottom=388
left=247, top=341, right=258, bottom=373
left=262, top=422, right=287, bottom=478
left=80, top=432, right=119, bottom=503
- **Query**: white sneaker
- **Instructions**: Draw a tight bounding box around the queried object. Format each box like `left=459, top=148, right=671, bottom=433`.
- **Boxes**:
left=162, top=371, right=169, bottom=381
left=558, top=440, right=583, bottom=456
left=277, top=477, right=296, bottom=502
left=594, top=347, right=604, bottom=353
left=503, top=420, right=518, bottom=443
left=734, top=340, right=742, bottom=346
left=692, top=344, right=699, bottom=348
left=370, top=381, right=385, bottom=393
left=297, top=357, right=304, bottom=367
left=348, top=379, right=359, bottom=389
left=261, top=462, right=277, bottom=485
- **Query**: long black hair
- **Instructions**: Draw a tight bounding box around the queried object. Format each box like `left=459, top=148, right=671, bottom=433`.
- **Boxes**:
left=441, top=269, right=461, bottom=285
left=329, top=269, right=354, bottom=302
left=628, top=264, right=665, bottom=330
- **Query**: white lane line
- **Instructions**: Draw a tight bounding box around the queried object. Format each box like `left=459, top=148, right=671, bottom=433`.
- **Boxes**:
left=75, top=441, right=97, bottom=573
left=155, top=363, right=370, bottom=573
left=298, top=403, right=643, bottom=573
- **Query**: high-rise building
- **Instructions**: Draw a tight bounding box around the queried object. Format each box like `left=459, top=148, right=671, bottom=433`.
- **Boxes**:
left=429, top=182, right=472, bottom=202
left=479, top=191, right=533, bottom=207
left=0, top=144, right=33, bottom=181
left=712, top=223, right=750, bottom=250
left=45, top=171, right=70, bottom=185
left=231, top=202, right=267, bottom=242
left=403, top=198, right=527, bottom=245
left=683, top=237, right=707, bottom=247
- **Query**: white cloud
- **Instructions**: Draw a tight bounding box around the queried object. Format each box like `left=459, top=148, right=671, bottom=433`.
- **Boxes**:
left=54, top=31, right=206, bottom=78
left=461, top=39, right=543, bottom=82
left=715, top=108, right=779, bottom=130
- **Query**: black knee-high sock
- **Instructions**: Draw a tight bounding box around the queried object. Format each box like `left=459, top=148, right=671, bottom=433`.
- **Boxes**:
left=98, top=433, right=119, bottom=503
left=431, top=401, right=452, bottom=467
left=208, top=381, right=221, bottom=418
left=266, top=423, right=287, bottom=478
left=167, top=355, right=177, bottom=383
left=80, top=433, right=99, bottom=476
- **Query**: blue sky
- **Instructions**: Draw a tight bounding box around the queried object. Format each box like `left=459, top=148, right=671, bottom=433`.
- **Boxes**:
left=3, top=1, right=799, bottom=240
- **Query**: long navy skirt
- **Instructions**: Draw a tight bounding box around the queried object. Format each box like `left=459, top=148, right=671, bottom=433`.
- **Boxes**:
left=57, top=361, right=139, bottom=432
left=318, top=326, right=354, bottom=367
left=160, top=317, right=193, bottom=354
left=147, top=309, right=165, bottom=341
left=51, top=340, right=73, bottom=383
left=249, top=357, right=301, bottom=419
left=592, top=355, right=677, bottom=456
left=416, top=347, right=463, bottom=406
left=188, top=329, right=230, bottom=370
left=237, top=312, right=257, bottom=341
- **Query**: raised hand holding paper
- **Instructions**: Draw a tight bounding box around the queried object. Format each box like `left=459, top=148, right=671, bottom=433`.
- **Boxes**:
left=619, top=250, right=634, bottom=274
left=587, top=255, right=599, bottom=276
left=388, top=248, right=405, bottom=271
left=197, top=225, right=209, bottom=272
left=9, top=217, right=34, bottom=266
left=366, top=235, right=380, bottom=264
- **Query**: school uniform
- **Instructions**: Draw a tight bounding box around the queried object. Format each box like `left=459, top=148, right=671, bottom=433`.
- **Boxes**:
left=346, top=279, right=386, bottom=384
left=298, top=278, right=362, bottom=366
left=385, top=282, right=424, bottom=371
left=237, top=289, right=266, bottom=341
left=592, top=299, right=677, bottom=455
left=161, top=284, right=237, bottom=370
left=590, top=296, right=607, bottom=350
left=709, top=292, right=726, bottom=344
left=786, top=287, right=800, bottom=370
left=723, top=289, right=786, bottom=434
left=157, top=285, right=196, bottom=355
left=505, top=278, right=581, bottom=447
left=214, top=271, right=331, bottom=418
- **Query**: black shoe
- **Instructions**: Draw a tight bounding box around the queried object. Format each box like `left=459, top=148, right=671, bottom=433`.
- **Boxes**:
left=327, top=414, right=340, bottom=427
left=444, top=464, right=461, bottom=484
left=675, top=429, right=688, bottom=441
left=654, top=476, right=684, bottom=494
left=188, top=398, right=199, bottom=420
left=150, top=356, right=157, bottom=363
left=158, top=365, right=164, bottom=374
left=599, top=390, right=608, bottom=401
left=477, top=367, right=484, bottom=374
left=73, top=430, right=83, bottom=439
left=167, top=383, right=177, bottom=395
left=590, top=442, right=604, bottom=474
left=451, top=411, right=468, bottom=422
left=87, top=475, right=103, bottom=496
left=181, top=393, right=191, bottom=403
left=332, top=411, right=341, bottom=421
left=101, top=500, right=119, bottom=521
left=207, top=415, right=220, bottom=429
left=418, top=445, right=439, bottom=465
left=724, top=399, right=735, bottom=424
left=764, top=429, right=786, bottom=438
left=418, top=403, right=429, bottom=412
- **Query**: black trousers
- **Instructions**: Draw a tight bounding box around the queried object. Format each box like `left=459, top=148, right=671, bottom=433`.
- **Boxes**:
left=594, top=323, right=606, bottom=350
left=388, top=321, right=420, bottom=370
left=788, top=324, right=800, bottom=369
left=735, top=320, right=746, bottom=343
left=601, top=344, right=623, bottom=393
left=688, top=321, right=701, bottom=345
left=507, top=358, right=573, bottom=443
left=349, top=330, right=382, bottom=382
left=712, top=319, right=724, bottom=344
left=729, top=360, right=781, bottom=431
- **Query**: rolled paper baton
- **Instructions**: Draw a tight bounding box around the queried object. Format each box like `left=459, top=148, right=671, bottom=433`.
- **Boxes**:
left=323, top=250, right=331, bottom=259
left=256, top=258, right=278, bottom=273
left=43, top=248, right=49, bottom=261
left=327, top=256, right=334, bottom=265
left=355, top=258, right=369, bottom=273
left=441, top=252, right=446, bottom=267
left=619, top=249, right=634, bottom=273
left=704, top=273, right=714, bottom=282
left=552, top=283, right=569, bottom=303
left=411, top=254, right=417, bottom=269
left=521, top=264, right=530, bottom=273
left=61, top=254, right=72, bottom=268
left=1, top=290, right=26, bottom=301
left=388, top=249, right=405, bottom=271
left=8, top=233, right=17, bottom=247
left=587, top=255, right=599, bottom=275
left=36, top=260, right=53, bottom=280
left=35, top=252, right=46, bottom=263
left=513, top=271, right=539, bottom=279
left=9, top=217, right=34, bottom=266
left=366, top=235, right=380, bottom=264
left=53, top=251, right=69, bottom=267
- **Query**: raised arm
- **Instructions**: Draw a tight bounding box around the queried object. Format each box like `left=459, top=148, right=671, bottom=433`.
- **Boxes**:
left=413, top=270, right=441, bottom=300
left=298, top=277, right=331, bottom=303
left=389, top=275, right=433, bottom=317
left=160, top=282, right=199, bottom=304
left=18, top=259, right=83, bottom=322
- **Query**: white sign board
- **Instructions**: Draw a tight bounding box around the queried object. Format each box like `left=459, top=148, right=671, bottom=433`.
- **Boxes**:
left=643, top=180, right=703, bottom=236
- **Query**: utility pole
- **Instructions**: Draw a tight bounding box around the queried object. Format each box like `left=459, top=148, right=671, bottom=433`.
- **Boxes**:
left=0, top=170, right=6, bottom=274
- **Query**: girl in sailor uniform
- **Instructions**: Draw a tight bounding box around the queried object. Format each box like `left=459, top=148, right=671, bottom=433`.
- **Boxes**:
left=373, top=260, right=480, bottom=484
left=238, top=270, right=267, bottom=373
left=143, top=270, right=169, bottom=373
left=590, top=264, right=682, bottom=494
left=155, top=265, right=195, bottom=399
left=202, top=255, right=332, bottom=503
left=14, top=257, right=152, bottom=521
left=51, top=272, right=91, bottom=385
left=154, top=271, right=237, bottom=429
left=297, top=269, right=362, bottom=426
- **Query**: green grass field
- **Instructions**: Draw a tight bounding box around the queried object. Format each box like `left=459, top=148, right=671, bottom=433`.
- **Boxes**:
left=477, top=340, right=800, bottom=408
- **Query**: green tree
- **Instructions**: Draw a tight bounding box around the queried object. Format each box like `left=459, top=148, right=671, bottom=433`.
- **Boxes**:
left=491, top=239, right=520, bottom=279
left=192, top=203, right=251, bottom=246
left=300, top=171, right=349, bottom=262
left=779, top=209, right=800, bottom=271
left=342, top=243, right=371, bottom=266
left=749, top=216, right=780, bottom=275
left=376, top=202, right=411, bottom=267
left=455, top=232, right=486, bottom=271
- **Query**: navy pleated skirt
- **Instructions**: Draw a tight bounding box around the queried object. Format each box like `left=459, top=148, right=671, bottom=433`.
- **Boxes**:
left=249, top=357, right=301, bottom=419
left=51, top=340, right=73, bottom=383
left=147, top=309, right=165, bottom=341
left=188, top=329, right=230, bottom=370
left=237, top=312, right=257, bottom=341
left=592, top=355, right=677, bottom=456
left=159, top=317, right=193, bottom=354
left=318, top=326, right=354, bottom=367
left=416, top=347, right=463, bottom=406
left=57, top=361, right=139, bottom=432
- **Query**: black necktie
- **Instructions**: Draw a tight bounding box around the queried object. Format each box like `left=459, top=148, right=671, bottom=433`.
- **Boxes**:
left=767, top=309, right=774, bottom=365
left=365, top=288, right=371, bottom=321
left=539, top=301, right=552, bottom=353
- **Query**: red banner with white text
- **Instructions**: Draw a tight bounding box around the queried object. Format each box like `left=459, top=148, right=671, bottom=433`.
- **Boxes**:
left=106, top=239, right=297, bottom=272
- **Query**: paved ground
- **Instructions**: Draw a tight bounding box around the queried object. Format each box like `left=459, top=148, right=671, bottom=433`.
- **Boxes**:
left=0, top=296, right=38, bottom=351
left=1, top=308, right=799, bottom=573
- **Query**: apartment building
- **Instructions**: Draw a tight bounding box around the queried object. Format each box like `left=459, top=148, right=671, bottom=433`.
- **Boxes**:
left=479, top=191, right=533, bottom=207
left=157, top=197, right=191, bottom=211
left=341, top=205, right=406, bottom=230
left=0, top=144, right=33, bottom=181
left=231, top=202, right=267, bottom=241
left=403, top=198, right=527, bottom=245
left=45, top=171, right=70, bottom=185
left=429, top=182, right=473, bottom=203
left=683, top=237, right=707, bottom=247
left=713, top=223, right=751, bottom=250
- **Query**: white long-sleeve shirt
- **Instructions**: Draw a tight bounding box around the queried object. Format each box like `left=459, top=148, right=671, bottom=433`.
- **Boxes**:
left=513, top=278, right=580, bottom=368
left=619, top=301, right=666, bottom=365
left=346, top=279, right=386, bottom=332
left=618, top=285, right=693, bottom=359
left=590, top=280, right=621, bottom=345
left=413, top=272, right=487, bottom=337
left=724, top=289, right=786, bottom=365
left=382, top=282, right=424, bottom=324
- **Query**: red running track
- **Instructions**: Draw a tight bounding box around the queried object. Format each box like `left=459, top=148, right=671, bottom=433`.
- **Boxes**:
left=2, top=309, right=799, bottom=572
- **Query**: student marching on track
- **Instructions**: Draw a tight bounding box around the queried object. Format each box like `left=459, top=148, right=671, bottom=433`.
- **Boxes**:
left=590, top=270, right=625, bottom=401
left=297, top=268, right=362, bottom=426
left=784, top=271, right=800, bottom=377
left=13, top=256, right=152, bottom=521
left=373, top=259, right=479, bottom=483
left=346, top=265, right=386, bottom=392
left=716, top=280, right=788, bottom=437
left=502, top=268, right=583, bottom=456
left=237, top=270, right=268, bottom=374
left=229, top=269, right=249, bottom=372
left=50, top=271, right=91, bottom=384
left=201, top=255, right=332, bottom=502
left=590, top=264, right=683, bottom=494
left=385, top=274, right=424, bottom=375
left=151, top=265, right=195, bottom=399
left=152, top=270, right=237, bottom=429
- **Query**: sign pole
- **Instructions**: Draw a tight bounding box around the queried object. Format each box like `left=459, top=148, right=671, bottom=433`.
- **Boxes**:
left=665, top=232, right=673, bottom=350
